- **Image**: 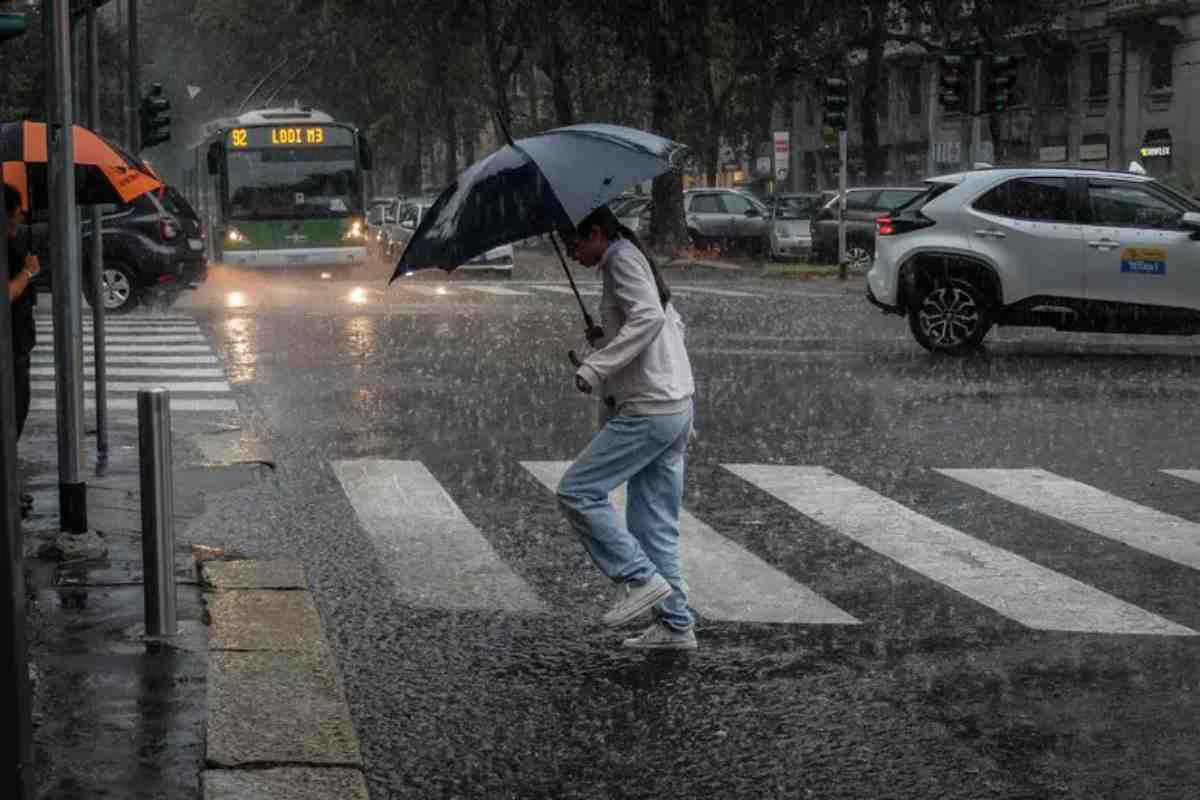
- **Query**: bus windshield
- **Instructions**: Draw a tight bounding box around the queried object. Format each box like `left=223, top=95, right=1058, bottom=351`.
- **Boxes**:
left=226, top=145, right=362, bottom=220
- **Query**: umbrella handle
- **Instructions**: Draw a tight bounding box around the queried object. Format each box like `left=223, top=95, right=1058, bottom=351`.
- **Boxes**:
left=548, top=231, right=596, bottom=331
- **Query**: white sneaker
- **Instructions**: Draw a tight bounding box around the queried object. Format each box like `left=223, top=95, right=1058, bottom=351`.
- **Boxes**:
left=622, top=622, right=698, bottom=650
left=601, top=575, right=672, bottom=628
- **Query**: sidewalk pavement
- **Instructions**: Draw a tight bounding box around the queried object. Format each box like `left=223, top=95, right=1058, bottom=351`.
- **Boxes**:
left=20, top=404, right=366, bottom=799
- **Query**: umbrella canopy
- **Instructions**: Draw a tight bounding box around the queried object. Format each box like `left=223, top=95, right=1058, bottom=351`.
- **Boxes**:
left=0, top=120, right=163, bottom=210
left=392, top=124, right=687, bottom=281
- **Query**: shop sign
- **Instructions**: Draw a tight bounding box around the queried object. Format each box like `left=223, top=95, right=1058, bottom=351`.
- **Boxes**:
left=1080, top=142, right=1109, bottom=161
left=1039, top=145, right=1067, bottom=162
left=1140, top=144, right=1172, bottom=158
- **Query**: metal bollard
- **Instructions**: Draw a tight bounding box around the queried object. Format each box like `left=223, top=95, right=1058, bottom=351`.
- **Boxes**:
left=138, top=388, right=176, bottom=636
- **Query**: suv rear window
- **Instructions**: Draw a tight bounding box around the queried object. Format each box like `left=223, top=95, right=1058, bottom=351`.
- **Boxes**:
left=894, top=183, right=954, bottom=214
left=876, top=189, right=923, bottom=210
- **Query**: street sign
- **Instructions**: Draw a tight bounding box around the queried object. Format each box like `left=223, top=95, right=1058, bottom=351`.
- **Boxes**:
left=773, top=131, right=790, bottom=181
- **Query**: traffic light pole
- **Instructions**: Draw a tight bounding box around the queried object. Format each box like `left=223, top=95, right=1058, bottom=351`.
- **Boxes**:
left=971, top=56, right=984, bottom=167
left=837, top=129, right=848, bottom=281
left=88, top=0, right=108, bottom=455
left=127, top=0, right=138, bottom=152
left=49, top=0, right=88, bottom=534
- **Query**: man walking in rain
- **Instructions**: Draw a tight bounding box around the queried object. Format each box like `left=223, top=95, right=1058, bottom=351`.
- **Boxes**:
left=556, top=205, right=697, bottom=650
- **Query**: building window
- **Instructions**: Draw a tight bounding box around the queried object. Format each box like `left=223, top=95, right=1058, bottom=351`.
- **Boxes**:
left=806, top=88, right=814, bottom=126
left=1150, top=46, right=1173, bottom=90
left=1089, top=49, right=1108, bottom=98
left=1041, top=55, right=1069, bottom=106
left=906, top=67, right=922, bottom=115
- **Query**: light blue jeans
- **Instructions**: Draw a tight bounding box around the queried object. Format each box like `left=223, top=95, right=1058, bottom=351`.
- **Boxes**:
left=556, top=403, right=694, bottom=631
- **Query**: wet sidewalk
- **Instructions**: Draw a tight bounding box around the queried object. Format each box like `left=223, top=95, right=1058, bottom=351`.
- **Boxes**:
left=18, top=403, right=259, bottom=798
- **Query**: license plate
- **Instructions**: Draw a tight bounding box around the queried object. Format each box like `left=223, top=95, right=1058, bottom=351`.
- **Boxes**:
left=187, top=238, right=203, bottom=251
left=287, top=254, right=308, bottom=263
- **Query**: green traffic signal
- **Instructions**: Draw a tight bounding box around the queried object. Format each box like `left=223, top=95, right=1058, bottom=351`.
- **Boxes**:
left=139, top=83, right=172, bottom=149
left=0, top=10, right=28, bottom=41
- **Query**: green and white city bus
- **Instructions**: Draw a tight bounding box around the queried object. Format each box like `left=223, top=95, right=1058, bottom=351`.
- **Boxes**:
left=191, top=106, right=372, bottom=271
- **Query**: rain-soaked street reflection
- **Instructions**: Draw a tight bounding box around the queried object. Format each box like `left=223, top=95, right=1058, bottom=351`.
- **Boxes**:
left=172, top=261, right=1200, bottom=798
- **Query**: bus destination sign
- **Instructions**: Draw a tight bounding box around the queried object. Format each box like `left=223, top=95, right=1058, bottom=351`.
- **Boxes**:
left=229, top=126, right=348, bottom=149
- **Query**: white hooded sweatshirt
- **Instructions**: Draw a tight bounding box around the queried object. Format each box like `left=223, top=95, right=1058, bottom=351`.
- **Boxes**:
left=575, top=238, right=695, bottom=416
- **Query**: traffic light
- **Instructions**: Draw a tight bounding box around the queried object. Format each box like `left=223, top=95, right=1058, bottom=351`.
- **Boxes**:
left=0, top=9, right=28, bottom=41
left=139, top=83, right=171, bottom=149
left=823, top=77, right=849, bottom=132
left=938, top=54, right=965, bottom=113
left=988, top=54, right=1018, bottom=112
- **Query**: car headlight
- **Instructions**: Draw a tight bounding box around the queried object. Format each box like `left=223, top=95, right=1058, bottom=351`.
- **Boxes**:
left=226, top=227, right=250, bottom=245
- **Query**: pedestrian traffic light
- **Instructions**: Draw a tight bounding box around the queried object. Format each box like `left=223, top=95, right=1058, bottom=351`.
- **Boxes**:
left=823, top=77, right=849, bottom=132
left=988, top=54, right=1018, bottom=112
left=0, top=10, right=28, bottom=41
left=139, top=83, right=171, bottom=149
left=938, top=54, right=965, bottom=113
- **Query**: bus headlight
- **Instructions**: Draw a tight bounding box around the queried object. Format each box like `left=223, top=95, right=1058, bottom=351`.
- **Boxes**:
left=343, top=218, right=366, bottom=240
left=226, top=227, right=250, bottom=245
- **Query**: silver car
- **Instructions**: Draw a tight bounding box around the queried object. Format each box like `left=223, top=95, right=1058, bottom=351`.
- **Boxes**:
left=767, top=193, right=821, bottom=261
left=684, top=188, right=769, bottom=252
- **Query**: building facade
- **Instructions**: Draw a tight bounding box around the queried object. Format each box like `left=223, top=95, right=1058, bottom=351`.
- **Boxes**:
left=785, top=0, right=1200, bottom=194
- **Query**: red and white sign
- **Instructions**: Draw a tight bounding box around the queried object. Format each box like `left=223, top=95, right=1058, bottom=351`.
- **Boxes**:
left=773, top=131, right=790, bottom=179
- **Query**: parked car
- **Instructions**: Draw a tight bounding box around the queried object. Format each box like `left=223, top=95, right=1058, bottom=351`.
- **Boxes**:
left=366, top=196, right=395, bottom=261
left=811, top=186, right=924, bottom=267
left=867, top=167, right=1200, bottom=354
left=29, top=185, right=206, bottom=314
left=767, top=193, right=822, bottom=261
left=684, top=188, right=769, bottom=253
left=617, top=197, right=652, bottom=234
left=385, top=200, right=513, bottom=275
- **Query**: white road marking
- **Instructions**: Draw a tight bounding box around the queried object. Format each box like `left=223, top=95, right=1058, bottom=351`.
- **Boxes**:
left=529, top=285, right=601, bottom=297
left=30, top=397, right=237, bottom=412
left=31, top=380, right=230, bottom=393
left=402, top=285, right=456, bottom=297
left=39, top=335, right=209, bottom=344
left=332, top=460, right=548, bottom=614
left=31, top=354, right=220, bottom=364
left=670, top=286, right=761, bottom=298
left=941, top=468, right=1200, bottom=572
left=45, top=345, right=214, bottom=353
left=30, top=367, right=226, bottom=378
left=726, top=465, right=1194, bottom=635
left=521, top=460, right=859, bottom=625
left=460, top=285, right=531, bottom=296
left=1163, top=470, right=1200, bottom=485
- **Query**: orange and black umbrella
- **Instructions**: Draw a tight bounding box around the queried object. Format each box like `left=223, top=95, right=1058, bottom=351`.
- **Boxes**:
left=0, top=120, right=162, bottom=210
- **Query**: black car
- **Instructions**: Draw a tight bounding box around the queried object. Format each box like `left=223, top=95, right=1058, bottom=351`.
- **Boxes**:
left=29, top=185, right=207, bottom=314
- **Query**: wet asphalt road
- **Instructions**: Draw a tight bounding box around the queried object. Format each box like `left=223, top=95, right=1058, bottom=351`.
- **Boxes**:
left=176, top=253, right=1200, bottom=799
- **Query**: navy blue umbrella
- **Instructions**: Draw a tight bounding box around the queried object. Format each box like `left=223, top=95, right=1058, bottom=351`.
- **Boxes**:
left=390, top=123, right=687, bottom=326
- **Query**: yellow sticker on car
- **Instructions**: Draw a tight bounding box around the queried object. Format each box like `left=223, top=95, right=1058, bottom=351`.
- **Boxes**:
left=1120, top=246, right=1167, bottom=276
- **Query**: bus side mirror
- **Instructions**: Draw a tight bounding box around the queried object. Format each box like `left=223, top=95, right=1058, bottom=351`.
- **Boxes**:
left=206, top=142, right=223, bottom=176
left=358, top=134, right=373, bottom=171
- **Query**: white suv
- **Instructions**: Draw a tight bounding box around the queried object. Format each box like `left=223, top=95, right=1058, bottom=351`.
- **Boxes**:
left=866, top=167, right=1200, bottom=354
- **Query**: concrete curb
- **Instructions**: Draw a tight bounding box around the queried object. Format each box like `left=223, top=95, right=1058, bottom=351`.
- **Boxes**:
left=200, top=560, right=368, bottom=800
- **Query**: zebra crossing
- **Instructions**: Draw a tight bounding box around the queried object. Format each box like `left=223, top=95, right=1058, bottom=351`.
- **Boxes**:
left=333, top=459, right=1200, bottom=636
left=30, top=313, right=238, bottom=416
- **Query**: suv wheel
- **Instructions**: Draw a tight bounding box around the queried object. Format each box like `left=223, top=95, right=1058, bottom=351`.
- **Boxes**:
left=909, top=280, right=991, bottom=354
left=846, top=245, right=872, bottom=271
left=85, top=262, right=141, bottom=315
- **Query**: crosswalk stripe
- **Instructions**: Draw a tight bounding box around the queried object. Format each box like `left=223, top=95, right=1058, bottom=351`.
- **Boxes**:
left=530, top=285, right=601, bottom=297
left=1163, top=469, right=1200, bottom=484
left=31, top=380, right=230, bottom=393
left=726, top=465, right=1194, bottom=635
left=520, top=461, right=859, bottom=625
left=940, top=469, right=1200, bottom=572
left=30, top=367, right=225, bottom=378
left=44, top=345, right=214, bottom=353
left=37, top=335, right=209, bottom=344
left=30, top=397, right=237, bottom=412
left=36, top=320, right=199, bottom=327
left=32, top=354, right=219, bottom=364
left=332, top=460, right=548, bottom=614
left=460, top=285, right=530, bottom=296
left=670, top=286, right=761, bottom=299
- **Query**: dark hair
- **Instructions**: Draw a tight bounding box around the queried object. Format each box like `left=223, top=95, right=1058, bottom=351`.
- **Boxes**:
left=567, top=204, right=670, bottom=307
left=4, top=184, right=21, bottom=216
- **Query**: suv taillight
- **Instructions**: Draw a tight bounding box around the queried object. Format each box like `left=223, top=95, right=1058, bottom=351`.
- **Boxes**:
left=160, top=218, right=181, bottom=241
left=877, top=212, right=934, bottom=237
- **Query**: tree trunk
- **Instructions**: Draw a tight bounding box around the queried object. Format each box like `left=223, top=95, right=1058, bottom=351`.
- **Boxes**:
left=649, top=81, right=687, bottom=253
left=860, top=35, right=886, bottom=183
left=548, top=41, right=575, bottom=126
left=444, top=103, right=459, bottom=184
left=706, top=144, right=719, bottom=187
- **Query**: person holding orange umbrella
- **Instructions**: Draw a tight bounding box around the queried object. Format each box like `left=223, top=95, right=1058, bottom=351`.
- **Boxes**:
left=5, top=184, right=40, bottom=517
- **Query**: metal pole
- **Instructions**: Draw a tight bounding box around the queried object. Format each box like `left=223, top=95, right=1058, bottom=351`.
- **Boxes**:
left=87, top=1, right=107, bottom=455
left=0, top=194, right=35, bottom=800
left=50, top=0, right=87, bottom=533
left=971, top=55, right=984, bottom=167
left=137, top=389, right=176, bottom=636
left=837, top=128, right=848, bottom=280
left=127, top=0, right=139, bottom=153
